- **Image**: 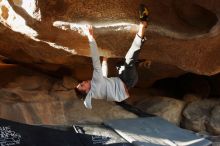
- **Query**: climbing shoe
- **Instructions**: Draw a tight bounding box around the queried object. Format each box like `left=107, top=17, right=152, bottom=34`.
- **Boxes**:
left=139, top=4, right=149, bottom=22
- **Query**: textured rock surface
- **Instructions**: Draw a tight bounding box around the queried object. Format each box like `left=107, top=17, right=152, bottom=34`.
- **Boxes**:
left=129, top=89, right=186, bottom=125
left=0, top=0, right=220, bottom=78
left=0, top=0, right=220, bottom=135
left=182, top=99, right=220, bottom=134
left=183, top=94, right=202, bottom=103
left=207, top=105, right=220, bottom=135
left=0, top=67, right=137, bottom=125
left=141, top=97, right=185, bottom=125
left=0, top=100, right=137, bottom=125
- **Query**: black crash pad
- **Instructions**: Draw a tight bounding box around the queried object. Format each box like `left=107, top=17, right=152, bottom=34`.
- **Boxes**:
left=0, top=118, right=82, bottom=146
left=0, top=118, right=132, bottom=146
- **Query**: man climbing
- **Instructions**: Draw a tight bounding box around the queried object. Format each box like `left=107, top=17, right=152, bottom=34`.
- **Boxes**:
left=75, top=4, right=149, bottom=109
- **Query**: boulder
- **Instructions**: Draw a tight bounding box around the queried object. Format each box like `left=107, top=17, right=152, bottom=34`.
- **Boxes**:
left=182, top=99, right=220, bottom=134
left=135, top=96, right=185, bottom=125
left=62, top=75, right=78, bottom=89
left=183, top=94, right=202, bottom=103
left=0, top=74, right=137, bottom=125
left=1, top=0, right=220, bottom=132
left=0, top=0, right=220, bottom=77
left=0, top=99, right=137, bottom=125
left=207, top=105, right=220, bottom=135
left=5, top=75, right=53, bottom=91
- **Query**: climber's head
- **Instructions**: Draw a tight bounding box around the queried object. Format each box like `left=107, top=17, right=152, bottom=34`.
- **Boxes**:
left=75, top=80, right=91, bottom=97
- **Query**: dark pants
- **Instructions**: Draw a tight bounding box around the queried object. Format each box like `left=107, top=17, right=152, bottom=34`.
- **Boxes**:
left=117, top=34, right=145, bottom=89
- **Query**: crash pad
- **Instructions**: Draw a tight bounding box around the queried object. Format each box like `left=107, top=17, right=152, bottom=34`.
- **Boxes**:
left=105, top=117, right=212, bottom=146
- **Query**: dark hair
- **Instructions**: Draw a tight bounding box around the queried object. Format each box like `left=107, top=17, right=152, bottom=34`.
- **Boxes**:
left=74, top=87, right=87, bottom=100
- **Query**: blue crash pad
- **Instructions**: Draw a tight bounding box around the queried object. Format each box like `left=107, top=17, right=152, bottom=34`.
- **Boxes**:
left=105, top=117, right=212, bottom=146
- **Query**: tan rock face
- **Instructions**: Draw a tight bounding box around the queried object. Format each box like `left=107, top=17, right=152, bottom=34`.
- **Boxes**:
left=135, top=95, right=185, bottom=125
left=1, top=62, right=220, bottom=135
left=126, top=88, right=186, bottom=125
left=0, top=67, right=137, bottom=125
left=182, top=99, right=220, bottom=134
left=0, top=0, right=219, bottom=77
left=0, top=0, right=220, bottom=135
left=208, top=105, right=220, bottom=135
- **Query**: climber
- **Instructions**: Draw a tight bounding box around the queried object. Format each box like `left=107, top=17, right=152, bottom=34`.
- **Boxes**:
left=75, top=4, right=149, bottom=109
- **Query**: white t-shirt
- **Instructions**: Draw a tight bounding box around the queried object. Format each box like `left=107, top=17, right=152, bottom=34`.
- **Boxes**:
left=84, top=38, right=129, bottom=109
